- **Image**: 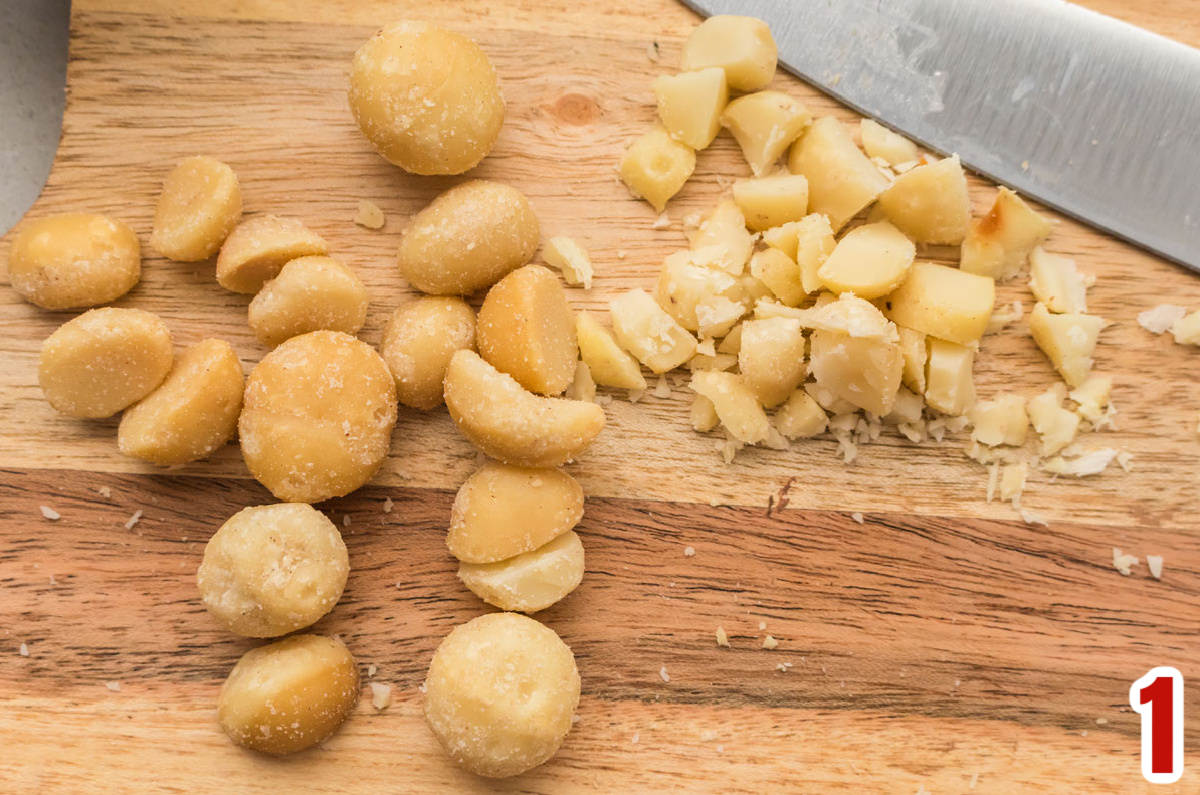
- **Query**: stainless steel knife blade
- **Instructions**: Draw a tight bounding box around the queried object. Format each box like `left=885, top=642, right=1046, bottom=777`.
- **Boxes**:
left=679, top=0, right=1200, bottom=273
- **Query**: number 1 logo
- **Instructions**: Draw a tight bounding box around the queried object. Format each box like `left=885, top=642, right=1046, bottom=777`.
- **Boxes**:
left=1129, top=666, right=1184, bottom=784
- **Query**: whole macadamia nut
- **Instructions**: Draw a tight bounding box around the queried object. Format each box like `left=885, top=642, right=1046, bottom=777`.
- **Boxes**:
left=248, top=256, right=368, bottom=347
left=39, top=308, right=173, bottom=418
left=9, top=213, right=140, bottom=310
left=397, top=180, right=539, bottom=295
left=218, top=634, right=359, bottom=755
left=151, top=156, right=242, bottom=262
left=239, top=330, right=397, bottom=503
left=197, top=503, right=349, bottom=637
left=379, top=296, right=475, bottom=410
left=349, top=21, right=504, bottom=175
left=424, top=613, right=580, bottom=777
left=117, top=338, right=244, bottom=465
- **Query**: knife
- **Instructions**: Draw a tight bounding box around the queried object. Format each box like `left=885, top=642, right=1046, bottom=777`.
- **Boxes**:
left=679, top=0, right=1200, bottom=274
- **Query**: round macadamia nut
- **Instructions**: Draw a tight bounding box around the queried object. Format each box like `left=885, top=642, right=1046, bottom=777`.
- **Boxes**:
left=197, top=503, right=349, bottom=637
left=239, top=330, right=397, bottom=503
left=248, top=256, right=368, bottom=347
left=150, top=156, right=242, bottom=262
left=379, top=296, right=475, bottom=410
left=349, top=22, right=504, bottom=175
left=457, top=530, right=585, bottom=613
left=424, top=613, right=580, bottom=777
left=477, top=265, right=578, bottom=395
left=38, top=308, right=173, bottom=418
left=117, top=338, right=243, bottom=465
left=9, top=213, right=140, bottom=310
left=397, top=180, right=539, bottom=295
left=216, top=215, right=329, bottom=294
left=218, top=634, right=359, bottom=756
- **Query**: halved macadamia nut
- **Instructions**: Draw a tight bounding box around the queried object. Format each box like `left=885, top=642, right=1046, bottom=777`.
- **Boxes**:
left=349, top=22, right=504, bottom=175
left=721, top=91, right=811, bottom=176
left=458, top=530, right=584, bottom=613
left=151, top=156, right=242, bottom=261
left=618, top=126, right=696, bottom=213
left=423, top=613, right=580, bottom=778
left=447, top=461, right=584, bottom=564
left=575, top=311, right=646, bottom=390
left=680, top=15, right=777, bottom=92
left=117, top=338, right=243, bottom=465
left=216, top=215, right=329, bottom=294
left=9, top=213, right=141, bottom=310
left=788, top=117, right=889, bottom=231
left=477, top=265, right=578, bottom=396
left=248, top=256, right=368, bottom=347
left=653, top=67, right=728, bottom=150
left=198, top=503, right=349, bottom=637
left=885, top=262, right=995, bottom=346
left=876, top=156, right=970, bottom=244
left=959, top=187, right=1052, bottom=280
left=380, top=296, right=476, bottom=410
left=218, top=634, right=359, bottom=756
left=397, top=180, right=540, bottom=295
left=818, top=221, right=915, bottom=299
left=609, top=288, right=697, bottom=373
left=239, top=330, right=397, bottom=503
left=443, top=350, right=605, bottom=467
left=39, top=308, right=172, bottom=418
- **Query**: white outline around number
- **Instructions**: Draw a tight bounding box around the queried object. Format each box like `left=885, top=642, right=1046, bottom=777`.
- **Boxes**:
left=1128, top=666, right=1184, bottom=784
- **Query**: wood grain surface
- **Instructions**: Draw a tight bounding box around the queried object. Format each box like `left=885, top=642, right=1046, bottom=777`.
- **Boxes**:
left=1, top=1, right=1198, bottom=792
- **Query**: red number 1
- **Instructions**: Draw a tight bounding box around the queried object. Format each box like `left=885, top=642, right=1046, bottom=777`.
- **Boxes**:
left=1129, top=666, right=1184, bottom=784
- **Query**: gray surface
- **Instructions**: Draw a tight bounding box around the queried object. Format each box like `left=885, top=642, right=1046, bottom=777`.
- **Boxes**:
left=685, top=0, right=1200, bottom=274
left=0, top=0, right=69, bottom=235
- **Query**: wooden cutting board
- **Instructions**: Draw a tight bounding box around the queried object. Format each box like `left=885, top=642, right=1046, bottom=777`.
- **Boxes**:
left=2, top=1, right=1198, bottom=791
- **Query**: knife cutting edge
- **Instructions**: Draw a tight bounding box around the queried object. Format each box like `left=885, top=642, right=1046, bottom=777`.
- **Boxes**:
left=679, top=0, right=1200, bottom=274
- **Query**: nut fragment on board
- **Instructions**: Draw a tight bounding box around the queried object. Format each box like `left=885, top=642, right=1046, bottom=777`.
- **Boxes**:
left=354, top=199, right=386, bottom=229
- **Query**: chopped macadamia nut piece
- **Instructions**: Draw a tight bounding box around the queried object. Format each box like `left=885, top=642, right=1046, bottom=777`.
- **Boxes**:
left=1043, top=447, right=1118, bottom=477
left=1028, top=384, right=1081, bottom=456
left=717, top=324, right=743, bottom=355
left=774, top=389, right=828, bottom=438
left=732, top=175, right=810, bottom=231
left=689, top=352, right=738, bottom=371
left=1029, top=247, right=1090, bottom=313
left=788, top=117, right=890, bottom=231
left=565, top=361, right=596, bottom=403
left=817, top=221, right=915, bottom=299
left=576, top=311, right=646, bottom=390
left=654, top=68, right=729, bottom=150
left=1113, top=547, right=1139, bottom=576
left=354, top=199, right=386, bottom=230
left=1028, top=303, right=1105, bottom=387
left=804, top=382, right=858, bottom=414
left=619, top=126, right=696, bottom=213
left=369, top=682, right=392, bottom=711
left=969, top=395, right=1028, bottom=446
left=859, top=119, right=918, bottom=166
left=960, top=187, right=1052, bottom=280
left=689, top=200, right=755, bottom=275
left=806, top=295, right=903, bottom=416
left=1170, top=310, right=1200, bottom=345
left=690, top=371, right=771, bottom=444
left=739, top=317, right=807, bottom=408
left=749, top=248, right=805, bottom=307
left=886, top=262, right=995, bottom=346
left=696, top=295, right=746, bottom=339
left=986, top=301, right=1024, bottom=334
left=681, top=15, right=777, bottom=92
left=1146, top=555, right=1164, bottom=580
left=764, top=214, right=835, bottom=294
left=657, top=252, right=742, bottom=331
left=896, top=327, right=928, bottom=394
left=924, top=339, right=976, bottom=416
left=610, top=288, right=697, bottom=373
left=721, top=91, right=812, bottom=176
left=885, top=385, right=924, bottom=425
left=543, top=237, right=594, bottom=289
left=691, top=394, right=720, bottom=431
left=1137, top=304, right=1187, bottom=334
left=715, top=626, right=730, bottom=647
left=876, top=156, right=970, bottom=244
left=999, top=462, right=1027, bottom=502
left=1069, top=374, right=1112, bottom=422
